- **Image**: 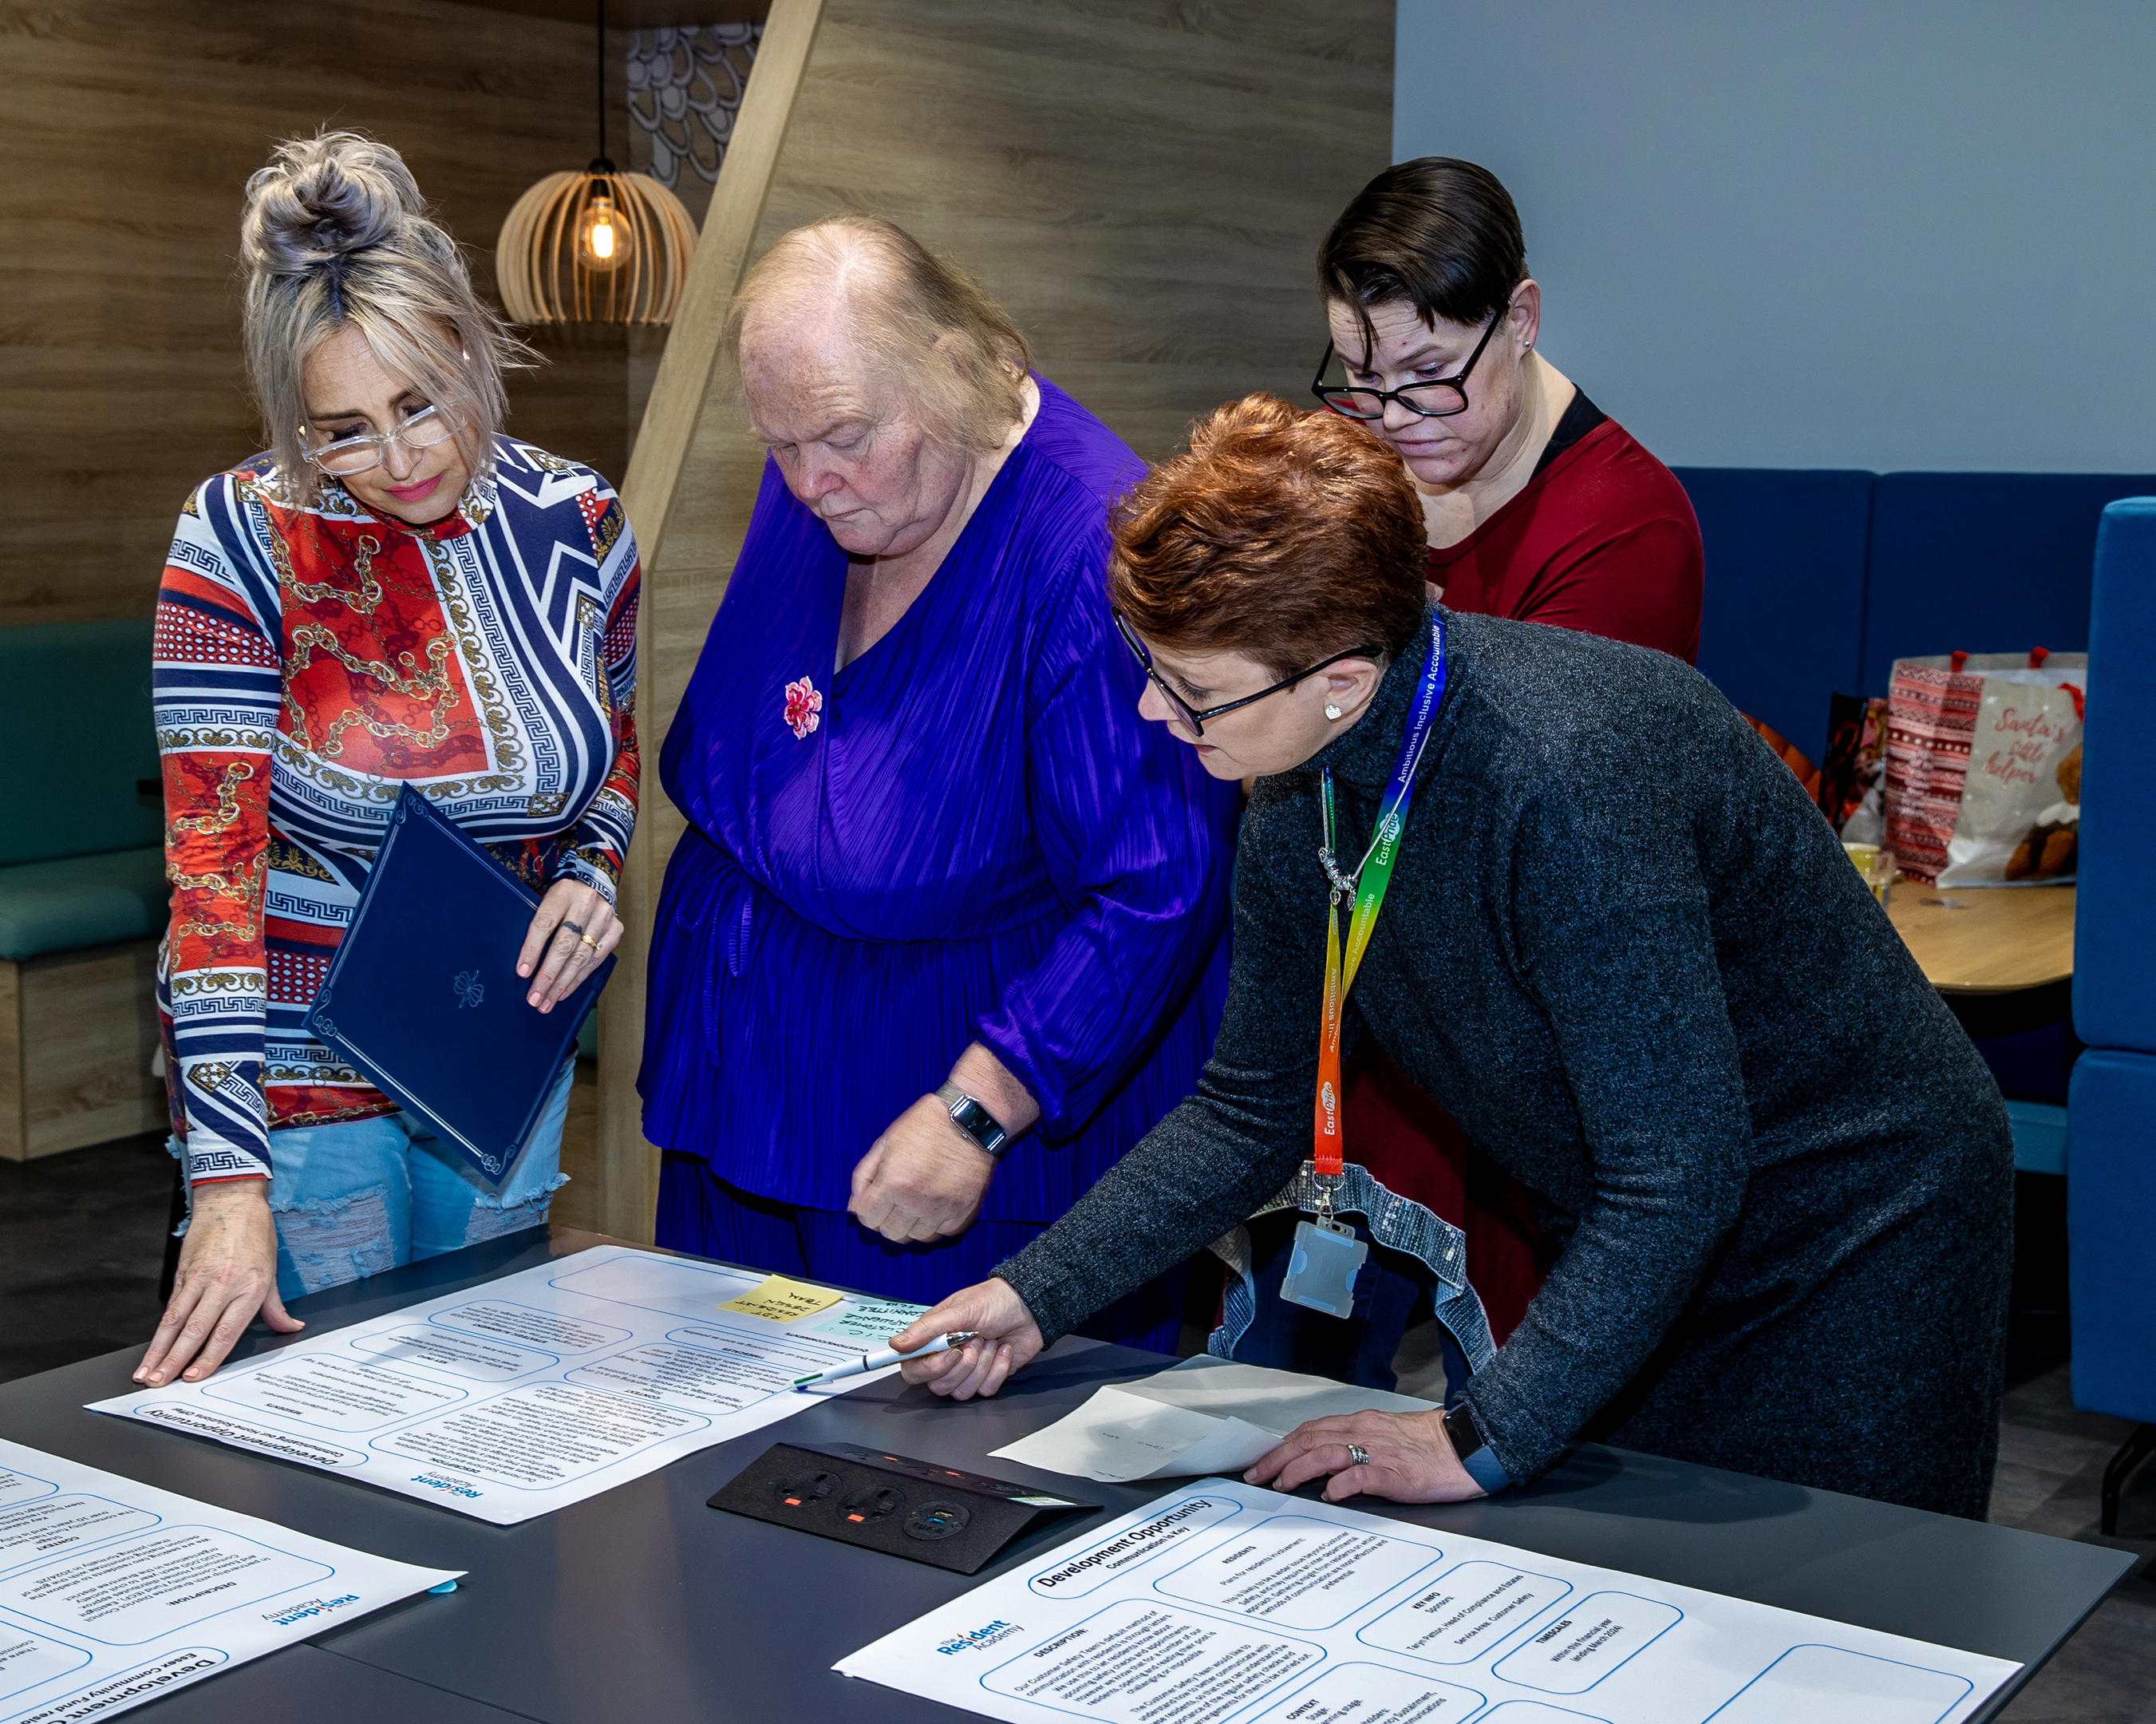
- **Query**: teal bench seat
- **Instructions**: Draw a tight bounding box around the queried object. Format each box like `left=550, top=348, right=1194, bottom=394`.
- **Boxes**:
left=0, top=848, right=171, bottom=963
left=2, top=617, right=172, bottom=1158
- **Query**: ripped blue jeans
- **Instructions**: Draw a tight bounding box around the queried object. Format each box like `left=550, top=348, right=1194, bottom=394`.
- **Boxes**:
left=176, top=1059, right=575, bottom=1303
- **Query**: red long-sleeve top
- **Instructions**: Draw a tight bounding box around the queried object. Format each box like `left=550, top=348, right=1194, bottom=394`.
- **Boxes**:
left=1355, top=393, right=1705, bottom=1340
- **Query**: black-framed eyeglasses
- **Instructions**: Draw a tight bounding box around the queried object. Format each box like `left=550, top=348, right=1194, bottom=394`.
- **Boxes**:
left=1114, top=611, right=1380, bottom=739
left=1311, top=302, right=1508, bottom=422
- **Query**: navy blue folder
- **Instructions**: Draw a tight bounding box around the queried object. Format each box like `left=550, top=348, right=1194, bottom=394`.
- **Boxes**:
left=304, top=785, right=614, bottom=1184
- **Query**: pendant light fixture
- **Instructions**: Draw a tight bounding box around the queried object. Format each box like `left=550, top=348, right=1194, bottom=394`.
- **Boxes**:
left=496, top=2, right=700, bottom=324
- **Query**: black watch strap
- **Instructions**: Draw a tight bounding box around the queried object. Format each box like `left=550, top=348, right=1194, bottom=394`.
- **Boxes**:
left=1444, top=1403, right=1487, bottom=1461
left=934, top=1082, right=1010, bottom=1157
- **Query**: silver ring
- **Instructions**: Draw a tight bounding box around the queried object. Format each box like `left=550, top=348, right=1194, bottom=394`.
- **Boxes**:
left=1345, top=1443, right=1371, bottom=1468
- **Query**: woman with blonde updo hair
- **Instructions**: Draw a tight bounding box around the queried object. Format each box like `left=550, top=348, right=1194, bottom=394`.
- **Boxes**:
left=136, top=131, right=642, bottom=1390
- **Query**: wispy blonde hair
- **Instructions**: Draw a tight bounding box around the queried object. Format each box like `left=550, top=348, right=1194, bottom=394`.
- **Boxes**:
left=239, top=130, right=532, bottom=501
left=722, top=215, right=1031, bottom=454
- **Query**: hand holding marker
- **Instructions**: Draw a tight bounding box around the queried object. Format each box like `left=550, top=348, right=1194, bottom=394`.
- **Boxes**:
left=792, top=1332, right=976, bottom=1390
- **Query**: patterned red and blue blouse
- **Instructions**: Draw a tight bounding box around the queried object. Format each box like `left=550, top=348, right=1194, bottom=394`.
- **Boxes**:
left=155, top=437, right=640, bottom=1184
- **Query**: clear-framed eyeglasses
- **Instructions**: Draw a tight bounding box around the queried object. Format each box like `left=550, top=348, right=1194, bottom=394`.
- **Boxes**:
left=301, top=405, right=458, bottom=476
left=1312, top=302, right=1509, bottom=422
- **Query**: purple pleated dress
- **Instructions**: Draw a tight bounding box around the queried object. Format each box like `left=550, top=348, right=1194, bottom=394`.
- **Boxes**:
left=639, top=377, right=1238, bottom=1348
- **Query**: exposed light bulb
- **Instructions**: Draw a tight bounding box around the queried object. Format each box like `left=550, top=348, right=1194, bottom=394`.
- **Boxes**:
left=576, top=184, right=633, bottom=274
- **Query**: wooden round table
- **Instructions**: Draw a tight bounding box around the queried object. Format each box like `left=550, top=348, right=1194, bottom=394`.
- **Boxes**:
left=1886, top=883, right=2076, bottom=995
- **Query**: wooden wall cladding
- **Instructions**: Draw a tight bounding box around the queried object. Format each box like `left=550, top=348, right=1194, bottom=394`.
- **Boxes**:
left=0, top=0, right=639, bottom=628
left=593, top=0, right=1393, bottom=1233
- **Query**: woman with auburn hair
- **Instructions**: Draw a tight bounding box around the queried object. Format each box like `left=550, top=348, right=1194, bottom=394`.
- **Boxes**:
left=888, top=396, right=2012, bottom=1519
left=638, top=216, right=1236, bottom=1343
left=139, top=132, right=639, bottom=1390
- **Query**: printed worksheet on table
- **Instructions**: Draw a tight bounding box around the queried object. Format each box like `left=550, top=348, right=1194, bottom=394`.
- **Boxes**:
left=85, top=1248, right=925, bottom=1527
left=0, top=1437, right=456, bottom=1723
left=835, top=1478, right=2020, bottom=1724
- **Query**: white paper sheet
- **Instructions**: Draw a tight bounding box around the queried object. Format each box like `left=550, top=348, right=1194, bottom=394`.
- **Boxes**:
left=835, top=1478, right=2021, bottom=1724
left=0, top=1437, right=456, bottom=1723
left=990, top=1357, right=1435, bottom=1482
left=87, top=1247, right=926, bottom=1527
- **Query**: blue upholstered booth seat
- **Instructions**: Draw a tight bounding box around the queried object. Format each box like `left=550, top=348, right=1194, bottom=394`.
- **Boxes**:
left=2068, top=497, right=2156, bottom=1465
left=1861, top=473, right=2156, bottom=697
left=2068, top=1050, right=2156, bottom=1425
left=2074, top=499, right=2156, bottom=1056
left=1676, top=467, right=2156, bottom=766
left=1678, top=467, right=1872, bottom=761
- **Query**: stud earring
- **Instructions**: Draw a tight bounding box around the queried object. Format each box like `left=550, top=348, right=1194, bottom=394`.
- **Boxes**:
left=1324, top=702, right=1342, bottom=720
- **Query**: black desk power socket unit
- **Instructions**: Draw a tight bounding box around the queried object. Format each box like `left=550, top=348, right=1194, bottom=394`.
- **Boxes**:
left=709, top=1441, right=1097, bottom=1574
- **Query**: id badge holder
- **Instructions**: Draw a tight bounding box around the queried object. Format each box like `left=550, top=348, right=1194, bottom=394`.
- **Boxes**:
left=1278, top=1181, right=1368, bottom=1319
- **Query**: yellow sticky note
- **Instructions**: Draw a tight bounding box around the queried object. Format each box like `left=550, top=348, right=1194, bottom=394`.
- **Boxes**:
left=717, top=1274, right=845, bottom=1323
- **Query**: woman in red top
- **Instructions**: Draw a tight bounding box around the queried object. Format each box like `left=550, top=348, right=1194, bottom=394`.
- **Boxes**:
left=1314, top=158, right=1701, bottom=656
left=1237, top=158, right=1705, bottom=1381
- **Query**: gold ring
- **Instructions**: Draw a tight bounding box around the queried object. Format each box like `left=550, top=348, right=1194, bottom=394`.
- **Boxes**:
left=579, top=932, right=600, bottom=950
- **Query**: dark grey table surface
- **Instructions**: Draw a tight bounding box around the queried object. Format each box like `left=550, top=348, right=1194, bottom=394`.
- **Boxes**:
left=0, top=1227, right=2130, bottom=1723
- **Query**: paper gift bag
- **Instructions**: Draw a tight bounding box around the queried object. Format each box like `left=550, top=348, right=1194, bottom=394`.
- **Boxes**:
left=1884, top=649, right=2087, bottom=886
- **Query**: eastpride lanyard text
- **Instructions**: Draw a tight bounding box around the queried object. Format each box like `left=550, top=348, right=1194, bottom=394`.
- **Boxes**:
left=1312, top=612, right=1447, bottom=1183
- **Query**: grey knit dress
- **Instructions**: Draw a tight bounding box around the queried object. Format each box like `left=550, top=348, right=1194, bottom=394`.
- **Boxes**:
left=995, top=608, right=2012, bottom=1518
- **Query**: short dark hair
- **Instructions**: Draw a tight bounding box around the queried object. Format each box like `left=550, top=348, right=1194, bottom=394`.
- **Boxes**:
left=1317, top=157, right=1526, bottom=366
left=1108, top=395, right=1427, bottom=680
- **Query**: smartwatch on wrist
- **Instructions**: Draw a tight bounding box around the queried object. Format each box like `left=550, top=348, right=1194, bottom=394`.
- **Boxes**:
left=1443, top=1403, right=1487, bottom=1463
left=934, top=1081, right=1010, bottom=1157
left=1443, top=1402, right=1511, bottom=1493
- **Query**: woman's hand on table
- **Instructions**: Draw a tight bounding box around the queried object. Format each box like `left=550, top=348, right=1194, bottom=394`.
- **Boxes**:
left=518, top=879, right=622, bottom=1013
left=889, top=1278, right=1044, bottom=1399
left=134, top=1180, right=303, bottom=1386
left=850, top=1045, right=1040, bottom=1244
left=849, top=1101, right=995, bottom=1240
left=1245, top=1409, right=1487, bottom=1505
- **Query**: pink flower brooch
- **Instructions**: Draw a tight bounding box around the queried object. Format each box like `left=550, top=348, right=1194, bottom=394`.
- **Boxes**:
left=783, top=676, right=823, bottom=739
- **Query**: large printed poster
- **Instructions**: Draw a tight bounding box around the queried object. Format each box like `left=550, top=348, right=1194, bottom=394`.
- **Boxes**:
left=89, top=1247, right=923, bottom=1526
left=836, top=1480, right=2020, bottom=1724
left=0, top=1437, right=455, bottom=1722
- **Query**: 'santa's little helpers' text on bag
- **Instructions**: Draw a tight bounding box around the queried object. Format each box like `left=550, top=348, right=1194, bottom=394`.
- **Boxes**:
left=1885, top=649, right=2087, bottom=887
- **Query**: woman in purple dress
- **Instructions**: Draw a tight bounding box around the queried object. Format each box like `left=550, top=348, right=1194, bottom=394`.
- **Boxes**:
left=639, top=216, right=1238, bottom=1347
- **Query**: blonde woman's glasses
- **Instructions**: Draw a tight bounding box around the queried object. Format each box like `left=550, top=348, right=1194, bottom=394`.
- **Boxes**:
left=302, top=405, right=457, bottom=476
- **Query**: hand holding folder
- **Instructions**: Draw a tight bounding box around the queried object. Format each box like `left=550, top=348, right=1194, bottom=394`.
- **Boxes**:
left=305, top=786, right=615, bottom=1185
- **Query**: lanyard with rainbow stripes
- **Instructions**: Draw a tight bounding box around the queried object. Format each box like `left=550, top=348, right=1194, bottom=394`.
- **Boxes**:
left=1313, top=611, right=1447, bottom=1184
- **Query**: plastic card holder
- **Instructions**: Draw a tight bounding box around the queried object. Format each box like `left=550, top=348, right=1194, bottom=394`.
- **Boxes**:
left=1280, top=1218, right=1368, bottom=1319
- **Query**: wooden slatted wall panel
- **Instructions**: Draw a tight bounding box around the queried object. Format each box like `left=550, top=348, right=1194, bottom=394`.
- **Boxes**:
left=594, top=0, right=1393, bottom=1235
left=0, top=0, right=638, bottom=627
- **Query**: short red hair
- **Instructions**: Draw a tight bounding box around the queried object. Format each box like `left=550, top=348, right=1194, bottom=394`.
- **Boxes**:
left=1108, top=394, right=1427, bottom=678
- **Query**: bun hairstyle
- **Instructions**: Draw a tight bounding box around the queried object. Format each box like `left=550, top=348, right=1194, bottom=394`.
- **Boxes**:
left=1109, top=394, right=1427, bottom=680
left=239, top=130, right=530, bottom=500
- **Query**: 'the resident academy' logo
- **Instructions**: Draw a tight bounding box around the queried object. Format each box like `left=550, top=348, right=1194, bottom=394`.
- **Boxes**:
left=936, top=1619, right=1022, bottom=1655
